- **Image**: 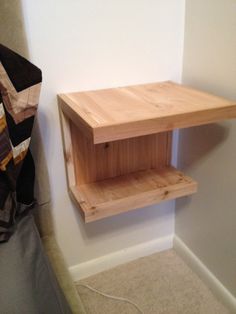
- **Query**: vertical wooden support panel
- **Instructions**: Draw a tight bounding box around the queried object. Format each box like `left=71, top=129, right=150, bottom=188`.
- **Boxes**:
left=58, top=106, right=76, bottom=189
left=70, top=121, right=172, bottom=184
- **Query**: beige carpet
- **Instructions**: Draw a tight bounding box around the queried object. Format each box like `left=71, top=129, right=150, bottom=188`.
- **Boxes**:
left=76, top=249, right=230, bottom=314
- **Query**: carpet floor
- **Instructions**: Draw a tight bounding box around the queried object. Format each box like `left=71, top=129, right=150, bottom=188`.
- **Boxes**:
left=76, top=249, right=230, bottom=314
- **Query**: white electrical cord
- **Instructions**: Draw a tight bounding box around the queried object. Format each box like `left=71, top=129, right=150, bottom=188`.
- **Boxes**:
left=77, top=283, right=144, bottom=314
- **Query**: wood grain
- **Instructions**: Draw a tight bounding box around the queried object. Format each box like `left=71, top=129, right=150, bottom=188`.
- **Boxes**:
left=58, top=104, right=76, bottom=189
left=70, top=121, right=172, bottom=184
left=70, top=167, right=197, bottom=222
left=58, top=81, right=236, bottom=143
left=56, top=81, right=232, bottom=222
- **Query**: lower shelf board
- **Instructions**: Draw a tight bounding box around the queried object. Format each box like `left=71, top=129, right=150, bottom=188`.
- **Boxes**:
left=70, top=166, right=197, bottom=222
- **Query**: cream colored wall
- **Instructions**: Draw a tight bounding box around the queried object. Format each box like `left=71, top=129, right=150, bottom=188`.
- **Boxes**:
left=19, top=0, right=185, bottom=267
left=0, top=0, right=28, bottom=58
left=176, top=0, right=236, bottom=296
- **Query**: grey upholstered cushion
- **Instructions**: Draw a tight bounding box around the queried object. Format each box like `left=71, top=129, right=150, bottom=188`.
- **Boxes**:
left=0, top=214, right=72, bottom=314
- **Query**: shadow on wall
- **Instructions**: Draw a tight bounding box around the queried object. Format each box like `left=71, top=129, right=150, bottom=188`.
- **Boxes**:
left=176, top=120, right=232, bottom=214
left=0, top=0, right=54, bottom=234
left=72, top=199, right=174, bottom=241
left=177, top=122, right=230, bottom=171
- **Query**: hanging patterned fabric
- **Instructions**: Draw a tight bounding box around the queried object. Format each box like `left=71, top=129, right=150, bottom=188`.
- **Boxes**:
left=0, top=44, right=42, bottom=242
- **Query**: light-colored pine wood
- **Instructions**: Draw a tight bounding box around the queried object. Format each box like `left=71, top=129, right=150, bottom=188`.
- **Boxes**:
left=57, top=81, right=236, bottom=222
left=70, top=167, right=197, bottom=222
left=70, top=121, right=172, bottom=184
left=58, top=103, right=76, bottom=189
left=58, top=81, right=236, bottom=143
left=58, top=95, right=94, bottom=141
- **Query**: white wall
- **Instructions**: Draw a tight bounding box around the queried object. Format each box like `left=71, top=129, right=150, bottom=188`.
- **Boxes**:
left=176, top=0, right=236, bottom=296
left=21, top=0, right=185, bottom=267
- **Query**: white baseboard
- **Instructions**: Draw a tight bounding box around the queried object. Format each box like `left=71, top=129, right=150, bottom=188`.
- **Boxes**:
left=69, top=234, right=173, bottom=281
left=174, top=235, right=236, bottom=313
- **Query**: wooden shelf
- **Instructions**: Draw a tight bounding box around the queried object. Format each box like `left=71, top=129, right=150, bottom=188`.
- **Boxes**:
left=59, top=81, right=236, bottom=144
left=70, top=167, right=197, bottom=222
left=58, top=81, right=236, bottom=222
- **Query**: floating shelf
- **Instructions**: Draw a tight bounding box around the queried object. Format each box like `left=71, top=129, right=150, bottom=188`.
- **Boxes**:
left=70, top=167, right=196, bottom=222
left=58, top=81, right=236, bottom=222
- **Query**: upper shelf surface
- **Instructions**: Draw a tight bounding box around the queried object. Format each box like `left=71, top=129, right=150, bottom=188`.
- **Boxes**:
left=58, top=81, right=236, bottom=143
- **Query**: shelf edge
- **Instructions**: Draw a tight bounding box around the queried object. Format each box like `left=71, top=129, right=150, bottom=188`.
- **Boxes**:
left=70, top=172, right=198, bottom=223
left=93, top=106, right=236, bottom=143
